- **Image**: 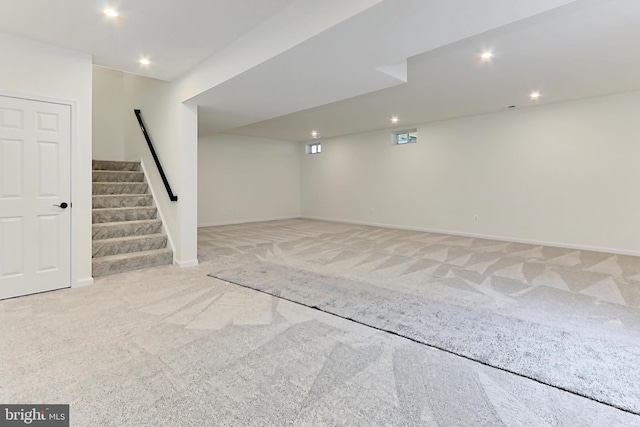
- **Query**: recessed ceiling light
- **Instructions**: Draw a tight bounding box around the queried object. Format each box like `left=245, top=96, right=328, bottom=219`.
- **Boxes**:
left=391, top=116, right=399, bottom=124
left=104, top=8, right=118, bottom=17
left=311, top=130, right=319, bottom=139
left=139, top=58, right=151, bottom=65
left=480, top=51, right=494, bottom=60
left=530, top=91, right=541, bottom=100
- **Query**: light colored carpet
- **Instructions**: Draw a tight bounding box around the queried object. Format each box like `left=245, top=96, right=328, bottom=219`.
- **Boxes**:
left=210, top=262, right=639, bottom=414
left=203, top=219, right=640, bottom=416
left=0, top=219, right=638, bottom=426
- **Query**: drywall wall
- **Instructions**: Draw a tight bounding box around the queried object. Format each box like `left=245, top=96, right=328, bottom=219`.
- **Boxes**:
left=92, top=66, right=125, bottom=160
left=301, top=90, right=640, bottom=254
left=0, top=33, right=93, bottom=285
left=127, top=74, right=199, bottom=267
left=198, top=134, right=301, bottom=226
left=118, top=72, right=181, bottom=262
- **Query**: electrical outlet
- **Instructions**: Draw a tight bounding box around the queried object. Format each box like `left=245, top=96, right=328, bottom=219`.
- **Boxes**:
left=229, top=207, right=234, bottom=213
left=219, top=208, right=225, bottom=214
left=473, top=214, right=479, bottom=221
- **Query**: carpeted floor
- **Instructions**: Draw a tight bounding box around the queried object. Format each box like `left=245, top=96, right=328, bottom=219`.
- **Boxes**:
left=0, top=219, right=638, bottom=426
left=203, top=219, right=640, bottom=416
left=210, top=262, right=639, bottom=414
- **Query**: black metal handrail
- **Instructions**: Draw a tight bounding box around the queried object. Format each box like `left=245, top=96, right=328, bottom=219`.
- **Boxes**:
left=134, top=109, right=178, bottom=202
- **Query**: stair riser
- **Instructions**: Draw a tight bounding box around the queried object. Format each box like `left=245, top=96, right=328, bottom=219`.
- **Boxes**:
left=93, top=236, right=168, bottom=258
left=93, top=171, right=145, bottom=182
left=93, top=195, right=153, bottom=209
left=92, top=221, right=162, bottom=239
left=92, top=251, right=173, bottom=277
left=93, top=208, right=157, bottom=223
left=92, top=161, right=140, bottom=171
left=93, top=183, right=148, bottom=195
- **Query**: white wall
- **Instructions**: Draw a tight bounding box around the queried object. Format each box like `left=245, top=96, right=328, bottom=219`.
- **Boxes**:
left=198, top=134, right=301, bottom=226
left=121, top=72, right=180, bottom=258
left=125, top=69, right=200, bottom=267
left=0, top=33, right=93, bottom=285
left=301, top=90, right=640, bottom=255
left=92, top=66, right=125, bottom=160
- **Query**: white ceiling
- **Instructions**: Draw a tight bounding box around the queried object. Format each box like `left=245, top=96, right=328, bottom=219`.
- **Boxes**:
left=3, top=0, right=640, bottom=142
left=0, top=0, right=295, bottom=81
left=228, top=0, right=640, bottom=141
left=194, top=0, right=583, bottom=138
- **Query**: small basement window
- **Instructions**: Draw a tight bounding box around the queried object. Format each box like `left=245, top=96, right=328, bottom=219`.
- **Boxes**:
left=394, top=128, right=417, bottom=145
left=307, top=143, right=322, bottom=154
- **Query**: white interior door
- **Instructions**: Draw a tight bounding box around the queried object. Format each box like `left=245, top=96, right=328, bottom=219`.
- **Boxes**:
left=0, top=95, right=71, bottom=300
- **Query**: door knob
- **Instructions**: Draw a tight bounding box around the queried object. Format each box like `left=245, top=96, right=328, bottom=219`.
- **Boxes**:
left=54, top=202, right=69, bottom=209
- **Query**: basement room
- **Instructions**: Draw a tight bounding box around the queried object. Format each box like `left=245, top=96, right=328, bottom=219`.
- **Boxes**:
left=1, top=0, right=639, bottom=425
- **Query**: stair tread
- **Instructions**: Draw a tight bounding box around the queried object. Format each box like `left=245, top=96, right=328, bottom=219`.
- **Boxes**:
left=93, top=194, right=152, bottom=197
left=93, top=219, right=161, bottom=226
left=92, top=169, right=144, bottom=175
left=92, top=161, right=140, bottom=167
left=92, top=219, right=163, bottom=240
left=92, top=160, right=140, bottom=163
left=93, top=196, right=150, bottom=200
left=92, top=194, right=154, bottom=209
left=93, top=206, right=156, bottom=211
left=93, top=181, right=147, bottom=184
left=92, top=171, right=144, bottom=181
left=93, top=248, right=172, bottom=262
left=93, top=233, right=166, bottom=243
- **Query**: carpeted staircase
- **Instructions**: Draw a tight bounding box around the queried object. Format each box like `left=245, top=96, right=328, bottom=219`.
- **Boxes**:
left=92, top=160, right=173, bottom=277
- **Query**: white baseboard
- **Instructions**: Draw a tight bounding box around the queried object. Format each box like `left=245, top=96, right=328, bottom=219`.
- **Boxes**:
left=300, top=215, right=640, bottom=257
left=73, top=277, right=94, bottom=288
left=175, top=259, right=199, bottom=268
left=198, top=216, right=300, bottom=228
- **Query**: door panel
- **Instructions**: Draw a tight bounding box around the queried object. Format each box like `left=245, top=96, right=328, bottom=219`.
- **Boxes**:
left=37, top=214, right=60, bottom=272
left=38, top=141, right=60, bottom=197
left=1, top=138, right=23, bottom=198
left=0, top=217, right=23, bottom=277
left=0, top=96, right=71, bottom=299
